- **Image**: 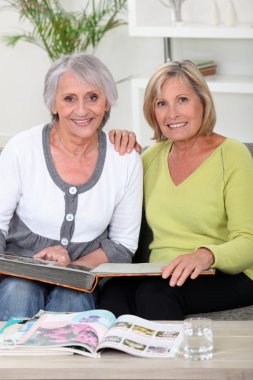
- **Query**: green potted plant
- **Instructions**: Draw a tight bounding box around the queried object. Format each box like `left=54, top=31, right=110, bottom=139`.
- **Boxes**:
left=1, top=0, right=127, bottom=61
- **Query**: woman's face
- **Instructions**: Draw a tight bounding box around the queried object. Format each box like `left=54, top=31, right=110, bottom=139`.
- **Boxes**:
left=154, top=76, right=204, bottom=142
left=52, top=71, right=109, bottom=139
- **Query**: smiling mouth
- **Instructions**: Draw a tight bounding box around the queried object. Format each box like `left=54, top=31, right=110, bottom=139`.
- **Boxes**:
left=168, top=122, right=187, bottom=129
left=72, top=118, right=93, bottom=126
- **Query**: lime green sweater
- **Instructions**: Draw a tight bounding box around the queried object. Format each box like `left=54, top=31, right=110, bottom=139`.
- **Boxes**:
left=142, top=138, right=253, bottom=280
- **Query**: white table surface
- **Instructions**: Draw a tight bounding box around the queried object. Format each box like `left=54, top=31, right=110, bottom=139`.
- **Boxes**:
left=0, top=320, right=253, bottom=380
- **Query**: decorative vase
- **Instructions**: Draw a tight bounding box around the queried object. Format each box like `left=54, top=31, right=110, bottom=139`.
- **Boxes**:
left=224, top=0, right=236, bottom=27
left=161, top=0, right=187, bottom=25
left=171, top=1, right=184, bottom=24
left=209, top=0, right=220, bottom=26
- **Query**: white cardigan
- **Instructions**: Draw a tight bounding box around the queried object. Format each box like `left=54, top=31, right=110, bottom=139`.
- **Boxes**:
left=0, top=124, right=143, bottom=262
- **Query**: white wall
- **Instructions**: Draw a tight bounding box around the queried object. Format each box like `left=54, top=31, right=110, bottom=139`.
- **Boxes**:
left=0, top=2, right=163, bottom=146
left=0, top=0, right=252, bottom=147
left=130, top=0, right=253, bottom=146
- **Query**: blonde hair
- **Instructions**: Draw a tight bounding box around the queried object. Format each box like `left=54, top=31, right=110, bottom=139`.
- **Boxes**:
left=143, top=60, right=216, bottom=141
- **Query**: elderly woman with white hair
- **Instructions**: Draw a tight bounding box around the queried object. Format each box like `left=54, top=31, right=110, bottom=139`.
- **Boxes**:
left=0, top=53, right=142, bottom=320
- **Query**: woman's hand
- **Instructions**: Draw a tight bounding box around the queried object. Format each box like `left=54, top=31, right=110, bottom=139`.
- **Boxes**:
left=73, top=248, right=108, bottom=268
left=109, top=129, right=142, bottom=155
left=161, top=248, right=215, bottom=287
left=33, top=246, right=71, bottom=266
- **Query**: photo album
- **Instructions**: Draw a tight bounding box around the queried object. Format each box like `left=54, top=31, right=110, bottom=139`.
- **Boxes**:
left=0, top=252, right=216, bottom=292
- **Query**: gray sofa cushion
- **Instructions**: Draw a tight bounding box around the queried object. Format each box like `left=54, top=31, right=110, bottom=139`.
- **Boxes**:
left=187, top=305, right=253, bottom=320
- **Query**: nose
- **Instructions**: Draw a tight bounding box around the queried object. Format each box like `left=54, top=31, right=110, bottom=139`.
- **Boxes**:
left=76, top=99, right=88, bottom=115
left=167, top=103, right=179, bottom=120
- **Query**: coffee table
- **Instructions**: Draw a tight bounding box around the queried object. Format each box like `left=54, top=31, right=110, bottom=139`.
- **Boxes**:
left=0, top=320, right=252, bottom=380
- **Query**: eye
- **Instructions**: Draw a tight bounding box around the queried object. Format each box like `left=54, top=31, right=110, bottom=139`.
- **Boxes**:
left=89, top=93, right=98, bottom=102
left=64, top=95, right=75, bottom=103
left=155, top=100, right=166, bottom=108
left=178, top=96, right=188, bottom=104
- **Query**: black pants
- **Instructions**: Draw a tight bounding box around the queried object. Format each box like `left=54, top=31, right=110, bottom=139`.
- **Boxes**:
left=98, top=271, right=253, bottom=320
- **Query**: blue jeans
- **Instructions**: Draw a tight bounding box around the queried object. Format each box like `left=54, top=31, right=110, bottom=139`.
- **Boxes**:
left=0, top=276, right=96, bottom=321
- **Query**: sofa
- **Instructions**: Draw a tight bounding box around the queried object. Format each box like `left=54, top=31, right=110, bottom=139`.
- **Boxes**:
left=133, top=143, right=253, bottom=320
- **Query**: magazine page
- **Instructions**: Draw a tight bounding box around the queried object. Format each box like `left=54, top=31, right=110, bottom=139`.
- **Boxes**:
left=0, top=313, right=83, bottom=356
left=0, top=319, right=37, bottom=346
left=98, top=314, right=183, bottom=358
left=0, top=311, right=46, bottom=350
left=16, top=309, right=116, bottom=358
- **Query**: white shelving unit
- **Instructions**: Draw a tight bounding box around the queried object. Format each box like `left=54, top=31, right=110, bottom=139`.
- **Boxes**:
left=128, top=25, right=253, bottom=39
left=128, top=0, right=253, bottom=145
left=128, top=0, right=253, bottom=38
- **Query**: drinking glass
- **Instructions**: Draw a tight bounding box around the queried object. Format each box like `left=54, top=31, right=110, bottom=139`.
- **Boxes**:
left=183, top=318, right=213, bottom=360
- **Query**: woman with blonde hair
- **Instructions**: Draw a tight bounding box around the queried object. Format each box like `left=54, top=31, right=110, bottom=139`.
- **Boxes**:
left=99, top=60, right=253, bottom=319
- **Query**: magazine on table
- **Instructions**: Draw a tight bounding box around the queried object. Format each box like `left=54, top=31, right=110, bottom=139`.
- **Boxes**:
left=0, top=252, right=216, bottom=292
left=0, top=309, right=183, bottom=358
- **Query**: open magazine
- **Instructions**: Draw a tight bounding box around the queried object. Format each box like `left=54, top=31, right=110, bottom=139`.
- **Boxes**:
left=0, top=252, right=216, bottom=292
left=0, top=309, right=183, bottom=358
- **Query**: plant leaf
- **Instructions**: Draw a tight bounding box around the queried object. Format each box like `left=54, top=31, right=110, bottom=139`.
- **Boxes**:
left=1, top=0, right=128, bottom=60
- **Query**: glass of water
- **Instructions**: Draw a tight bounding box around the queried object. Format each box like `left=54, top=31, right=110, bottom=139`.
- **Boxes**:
left=183, top=318, right=213, bottom=360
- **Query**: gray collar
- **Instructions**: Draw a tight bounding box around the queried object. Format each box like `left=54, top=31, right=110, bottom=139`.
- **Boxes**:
left=42, top=123, right=106, bottom=193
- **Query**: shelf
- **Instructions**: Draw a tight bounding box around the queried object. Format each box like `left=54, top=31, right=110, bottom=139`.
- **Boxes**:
left=131, top=76, right=253, bottom=145
left=129, top=24, right=253, bottom=39
left=128, top=0, right=253, bottom=144
left=128, top=0, right=253, bottom=39
left=206, top=75, right=253, bottom=94
left=131, top=75, right=253, bottom=95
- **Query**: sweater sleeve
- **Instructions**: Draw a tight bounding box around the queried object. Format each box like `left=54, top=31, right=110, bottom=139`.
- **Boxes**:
left=101, top=151, right=143, bottom=263
left=200, top=142, right=253, bottom=277
left=0, top=140, right=22, bottom=251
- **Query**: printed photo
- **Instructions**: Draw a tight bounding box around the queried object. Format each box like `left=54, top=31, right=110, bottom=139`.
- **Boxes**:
left=122, top=339, right=146, bottom=351
left=155, top=330, right=180, bottom=339
left=132, top=325, right=155, bottom=337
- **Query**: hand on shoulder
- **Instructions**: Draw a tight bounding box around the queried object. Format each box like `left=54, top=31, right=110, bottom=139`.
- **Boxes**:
left=109, top=129, right=142, bottom=155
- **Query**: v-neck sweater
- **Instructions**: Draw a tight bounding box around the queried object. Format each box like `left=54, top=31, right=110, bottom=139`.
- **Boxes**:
left=142, top=138, right=253, bottom=280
